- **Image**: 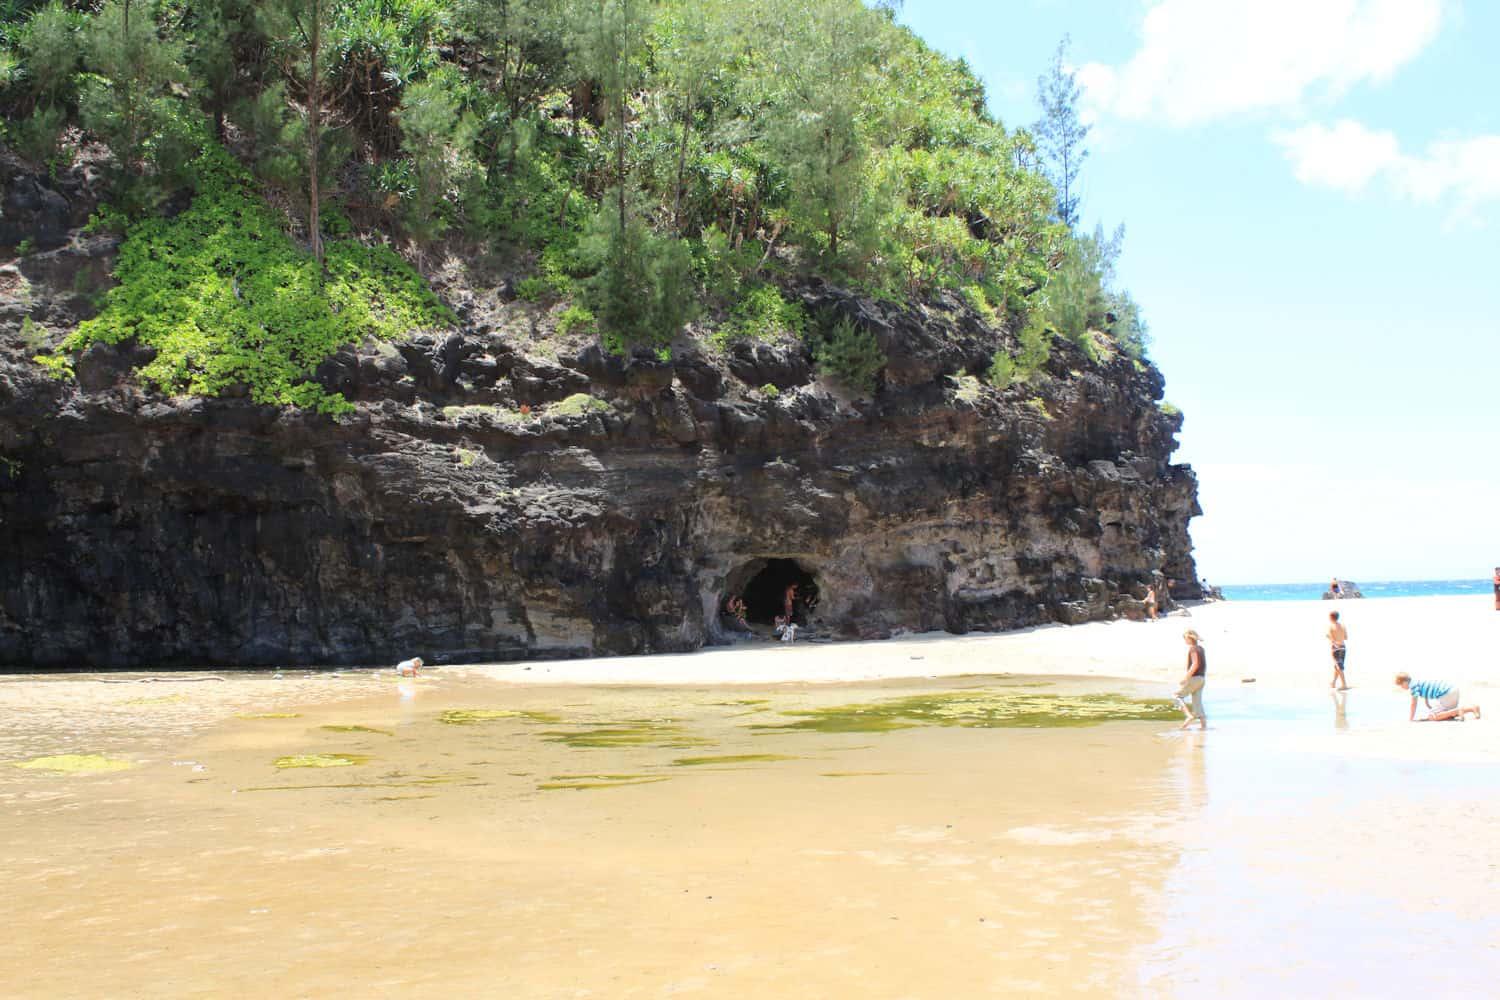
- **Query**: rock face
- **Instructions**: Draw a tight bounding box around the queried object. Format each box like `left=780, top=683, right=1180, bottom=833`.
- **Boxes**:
left=0, top=189, right=1200, bottom=670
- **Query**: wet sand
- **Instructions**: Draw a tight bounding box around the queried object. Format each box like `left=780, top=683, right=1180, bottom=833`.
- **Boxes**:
left=3, top=596, right=1498, bottom=997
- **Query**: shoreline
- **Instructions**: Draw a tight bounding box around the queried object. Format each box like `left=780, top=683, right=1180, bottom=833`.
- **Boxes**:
left=3, top=593, right=1494, bottom=692
left=449, top=593, right=1498, bottom=690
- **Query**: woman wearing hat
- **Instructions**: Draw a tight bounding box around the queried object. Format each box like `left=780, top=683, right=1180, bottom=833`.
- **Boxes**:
left=1176, top=630, right=1207, bottom=730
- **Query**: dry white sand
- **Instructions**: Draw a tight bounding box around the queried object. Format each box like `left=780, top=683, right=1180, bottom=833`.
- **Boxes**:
left=459, top=593, right=1498, bottom=693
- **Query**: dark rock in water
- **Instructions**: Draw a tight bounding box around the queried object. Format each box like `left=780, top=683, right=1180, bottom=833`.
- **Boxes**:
left=1322, top=579, right=1363, bottom=600
left=0, top=219, right=1201, bottom=669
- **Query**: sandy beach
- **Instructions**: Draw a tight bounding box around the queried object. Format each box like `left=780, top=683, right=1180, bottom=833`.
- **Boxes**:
left=2, top=594, right=1497, bottom=998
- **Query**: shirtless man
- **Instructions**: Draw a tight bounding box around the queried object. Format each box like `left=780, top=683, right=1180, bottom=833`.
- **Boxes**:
left=1326, top=611, right=1348, bottom=690
left=783, top=583, right=799, bottom=622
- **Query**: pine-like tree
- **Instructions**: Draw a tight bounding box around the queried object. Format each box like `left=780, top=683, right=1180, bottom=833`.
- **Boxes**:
left=1033, top=35, right=1089, bottom=229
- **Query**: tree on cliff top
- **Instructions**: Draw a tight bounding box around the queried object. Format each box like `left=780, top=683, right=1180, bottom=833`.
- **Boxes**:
left=1033, top=35, right=1089, bottom=230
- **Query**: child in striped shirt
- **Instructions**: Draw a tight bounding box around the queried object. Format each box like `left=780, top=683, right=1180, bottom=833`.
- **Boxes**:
left=1395, top=673, right=1481, bottom=722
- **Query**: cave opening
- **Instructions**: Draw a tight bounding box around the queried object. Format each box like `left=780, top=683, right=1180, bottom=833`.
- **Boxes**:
left=736, top=558, right=820, bottom=626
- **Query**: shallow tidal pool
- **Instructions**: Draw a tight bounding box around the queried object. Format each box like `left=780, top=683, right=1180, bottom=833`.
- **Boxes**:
left=2, top=668, right=1497, bottom=998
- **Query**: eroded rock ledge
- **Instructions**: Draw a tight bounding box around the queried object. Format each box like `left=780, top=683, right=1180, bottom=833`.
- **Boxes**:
left=0, top=248, right=1198, bottom=669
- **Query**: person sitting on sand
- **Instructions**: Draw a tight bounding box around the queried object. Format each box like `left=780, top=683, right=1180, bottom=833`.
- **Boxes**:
left=1330, top=578, right=1342, bottom=598
left=1144, top=585, right=1159, bottom=621
left=396, top=656, right=423, bottom=677
left=1326, top=611, right=1349, bottom=690
left=1176, top=630, right=1207, bottom=730
left=1395, top=672, right=1480, bottom=722
left=726, top=595, right=748, bottom=628
left=780, top=622, right=799, bottom=643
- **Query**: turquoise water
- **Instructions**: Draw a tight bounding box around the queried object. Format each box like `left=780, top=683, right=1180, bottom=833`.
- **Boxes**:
left=1216, top=578, right=1492, bottom=601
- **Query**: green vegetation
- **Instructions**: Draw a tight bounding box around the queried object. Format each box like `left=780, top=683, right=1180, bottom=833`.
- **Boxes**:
left=438, top=708, right=562, bottom=725
left=670, top=753, right=800, bottom=767
left=34, top=149, right=452, bottom=412
left=538, top=720, right=713, bottom=750
left=810, top=314, right=885, bottom=396
left=537, top=775, right=671, bottom=791
left=272, top=752, right=370, bottom=768
left=11, top=753, right=132, bottom=773
left=4, top=0, right=1153, bottom=400
left=551, top=392, right=609, bottom=417
left=752, top=689, right=1180, bottom=734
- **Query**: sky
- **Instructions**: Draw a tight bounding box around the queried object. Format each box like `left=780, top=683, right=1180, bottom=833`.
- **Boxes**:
left=896, top=0, right=1500, bottom=585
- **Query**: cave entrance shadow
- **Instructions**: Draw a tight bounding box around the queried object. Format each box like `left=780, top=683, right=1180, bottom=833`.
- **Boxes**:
left=729, top=558, right=820, bottom=626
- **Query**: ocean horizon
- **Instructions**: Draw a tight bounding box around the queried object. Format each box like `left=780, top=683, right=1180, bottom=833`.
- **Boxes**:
left=1214, top=578, right=1492, bottom=602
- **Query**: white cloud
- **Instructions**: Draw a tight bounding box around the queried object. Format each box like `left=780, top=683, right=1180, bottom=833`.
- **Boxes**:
left=1273, top=119, right=1500, bottom=209
left=1079, top=0, right=1444, bottom=126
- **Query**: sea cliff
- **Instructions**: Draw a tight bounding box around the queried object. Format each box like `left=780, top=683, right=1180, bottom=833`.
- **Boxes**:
left=0, top=190, right=1198, bottom=668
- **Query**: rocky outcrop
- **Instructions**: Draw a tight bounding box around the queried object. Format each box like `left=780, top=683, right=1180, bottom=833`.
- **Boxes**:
left=0, top=188, right=1199, bottom=669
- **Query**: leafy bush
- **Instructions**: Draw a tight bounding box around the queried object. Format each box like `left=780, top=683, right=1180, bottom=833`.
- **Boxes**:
left=759, top=382, right=779, bottom=398
left=729, top=284, right=806, bottom=342
left=34, top=146, right=451, bottom=413
left=556, top=303, right=596, bottom=337
left=515, top=276, right=551, bottom=302
left=810, top=314, right=884, bottom=396
left=987, top=351, right=1014, bottom=388
left=551, top=392, right=609, bottom=417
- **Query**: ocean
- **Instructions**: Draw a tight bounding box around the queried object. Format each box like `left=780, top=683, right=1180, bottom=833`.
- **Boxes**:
left=1215, top=579, right=1493, bottom=602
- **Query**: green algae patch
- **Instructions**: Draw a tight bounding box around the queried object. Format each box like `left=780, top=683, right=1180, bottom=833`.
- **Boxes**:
left=321, top=725, right=393, bottom=736
left=670, top=753, right=801, bottom=767
left=439, top=709, right=562, bottom=725
left=125, top=694, right=187, bottom=706
left=237, top=774, right=480, bottom=792
left=538, top=775, right=672, bottom=791
left=12, top=754, right=132, bottom=774
left=753, top=690, right=1180, bottom=734
left=539, top=721, right=713, bottom=750
left=272, top=753, right=370, bottom=770
left=238, top=712, right=301, bottom=720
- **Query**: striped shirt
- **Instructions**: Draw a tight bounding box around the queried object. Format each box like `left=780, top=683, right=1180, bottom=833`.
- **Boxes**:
left=1408, top=679, right=1452, bottom=703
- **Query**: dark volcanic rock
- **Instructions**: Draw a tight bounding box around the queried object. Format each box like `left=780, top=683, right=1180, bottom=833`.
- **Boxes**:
left=0, top=244, right=1201, bottom=669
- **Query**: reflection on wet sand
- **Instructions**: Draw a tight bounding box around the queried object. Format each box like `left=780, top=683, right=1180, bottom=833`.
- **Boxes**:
left=0, top=675, right=1187, bottom=998
left=4, top=670, right=1498, bottom=998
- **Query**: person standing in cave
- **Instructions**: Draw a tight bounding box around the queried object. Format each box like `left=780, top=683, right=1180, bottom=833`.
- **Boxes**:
left=783, top=582, right=799, bottom=623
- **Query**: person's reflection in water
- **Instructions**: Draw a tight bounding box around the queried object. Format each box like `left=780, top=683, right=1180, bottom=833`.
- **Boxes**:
left=1331, top=689, right=1349, bottom=731
left=1175, top=728, right=1209, bottom=811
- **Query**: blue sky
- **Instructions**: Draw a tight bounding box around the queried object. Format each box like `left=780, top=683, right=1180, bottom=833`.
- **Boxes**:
left=897, top=0, right=1500, bottom=585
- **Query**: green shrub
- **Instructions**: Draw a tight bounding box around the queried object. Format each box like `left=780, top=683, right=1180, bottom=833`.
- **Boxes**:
left=33, top=146, right=451, bottom=413
left=730, top=284, right=806, bottom=342
left=556, top=304, right=596, bottom=337
left=760, top=382, right=779, bottom=398
left=516, top=276, right=551, bottom=302
left=811, top=314, right=885, bottom=396
left=19, top=316, right=48, bottom=350
left=987, top=351, right=1014, bottom=388
left=1158, top=401, right=1181, bottom=418
left=551, top=393, right=609, bottom=418
left=578, top=208, right=695, bottom=352
left=962, top=284, right=1001, bottom=327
